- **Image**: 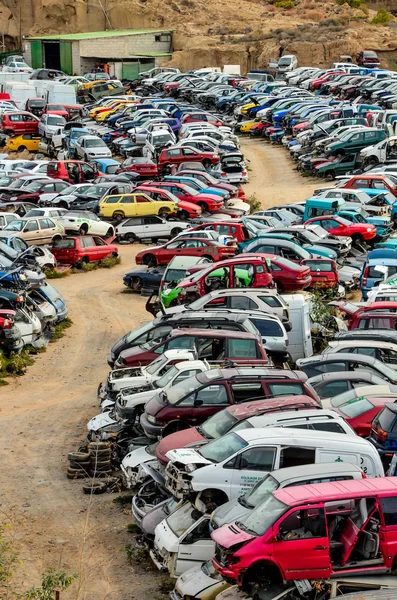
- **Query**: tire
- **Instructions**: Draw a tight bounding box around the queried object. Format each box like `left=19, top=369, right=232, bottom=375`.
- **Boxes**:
left=66, top=470, right=86, bottom=480
left=242, top=562, right=282, bottom=596
left=202, top=254, right=214, bottom=262
left=130, top=276, right=142, bottom=292
left=367, top=156, right=379, bottom=167
left=69, top=461, right=91, bottom=470
left=79, top=224, right=88, bottom=235
left=142, top=253, right=157, bottom=267
left=68, top=451, right=91, bottom=462
left=106, top=227, right=114, bottom=238
left=335, top=150, right=344, bottom=158
left=42, top=263, right=53, bottom=269
left=171, top=227, right=183, bottom=236
left=89, top=442, right=110, bottom=450
left=83, top=481, right=107, bottom=494
left=112, top=212, right=125, bottom=223
left=124, top=232, right=137, bottom=244
left=17, top=145, right=26, bottom=152
left=59, top=201, right=68, bottom=209
left=180, top=210, right=190, bottom=220
left=158, top=208, right=170, bottom=218
left=92, top=470, right=113, bottom=478
left=52, top=234, right=62, bottom=243
left=90, top=459, right=111, bottom=467
left=198, top=201, right=208, bottom=212
left=352, top=233, right=364, bottom=245
left=325, top=170, right=335, bottom=181
left=203, top=159, right=211, bottom=168
left=84, top=153, right=88, bottom=162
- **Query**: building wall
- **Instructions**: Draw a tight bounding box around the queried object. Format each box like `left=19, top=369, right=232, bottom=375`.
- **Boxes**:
left=71, top=41, right=80, bottom=75
left=23, top=42, right=32, bottom=67
left=79, top=32, right=172, bottom=59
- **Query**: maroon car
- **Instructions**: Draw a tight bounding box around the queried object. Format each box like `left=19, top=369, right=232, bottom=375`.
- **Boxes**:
left=239, top=253, right=312, bottom=292
left=135, top=236, right=236, bottom=267
left=116, top=157, right=158, bottom=178
left=139, top=369, right=316, bottom=440
left=158, top=146, right=220, bottom=170
left=156, top=394, right=321, bottom=464
left=115, top=328, right=268, bottom=369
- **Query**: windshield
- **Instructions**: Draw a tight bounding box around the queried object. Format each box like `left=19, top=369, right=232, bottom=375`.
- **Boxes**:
left=124, top=321, right=153, bottom=345
left=154, top=134, right=173, bottom=143
left=164, top=268, right=185, bottom=283
left=9, top=179, right=27, bottom=189
left=167, top=502, right=200, bottom=537
left=338, top=397, right=375, bottom=418
left=238, top=495, right=287, bottom=536
left=85, top=139, right=106, bottom=148
left=5, top=220, right=24, bottom=231
left=79, top=185, right=108, bottom=198
left=243, top=473, right=280, bottom=508
left=154, top=365, right=179, bottom=389
left=200, top=409, right=238, bottom=440
left=198, top=432, right=247, bottom=463
left=25, top=181, right=44, bottom=192
left=48, top=116, right=65, bottom=125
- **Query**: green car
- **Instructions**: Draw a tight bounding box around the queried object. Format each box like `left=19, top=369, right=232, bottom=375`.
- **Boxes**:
left=161, top=267, right=251, bottom=308
left=315, top=153, right=360, bottom=180
left=325, top=128, right=386, bottom=157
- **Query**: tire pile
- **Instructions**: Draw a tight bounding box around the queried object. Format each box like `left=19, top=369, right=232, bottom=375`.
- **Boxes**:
left=67, top=442, right=122, bottom=494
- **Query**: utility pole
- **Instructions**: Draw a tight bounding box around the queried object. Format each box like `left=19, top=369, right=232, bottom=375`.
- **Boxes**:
left=96, top=0, right=113, bottom=30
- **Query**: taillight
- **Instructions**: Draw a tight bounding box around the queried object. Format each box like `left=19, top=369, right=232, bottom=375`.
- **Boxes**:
left=373, top=423, right=388, bottom=441
left=362, top=266, right=369, bottom=287
left=361, top=471, right=367, bottom=478
left=297, top=269, right=310, bottom=279
left=242, top=171, right=247, bottom=176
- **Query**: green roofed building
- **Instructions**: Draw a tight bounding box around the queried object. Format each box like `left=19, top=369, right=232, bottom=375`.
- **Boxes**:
left=24, top=29, right=174, bottom=78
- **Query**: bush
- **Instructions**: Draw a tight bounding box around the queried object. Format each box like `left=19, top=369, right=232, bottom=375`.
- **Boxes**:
left=245, top=193, right=262, bottom=213
left=371, top=8, right=392, bottom=24
left=275, top=0, right=294, bottom=8
left=336, top=0, right=364, bottom=7
left=44, top=268, right=70, bottom=279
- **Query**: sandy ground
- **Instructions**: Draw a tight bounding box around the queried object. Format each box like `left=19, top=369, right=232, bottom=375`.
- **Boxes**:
left=0, top=139, right=320, bottom=599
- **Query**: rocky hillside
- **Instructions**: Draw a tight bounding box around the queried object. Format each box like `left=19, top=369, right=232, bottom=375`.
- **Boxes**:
left=7, top=0, right=397, bottom=72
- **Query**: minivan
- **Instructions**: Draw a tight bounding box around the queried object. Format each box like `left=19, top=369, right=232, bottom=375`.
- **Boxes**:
left=212, top=477, right=397, bottom=591
left=164, top=428, right=384, bottom=501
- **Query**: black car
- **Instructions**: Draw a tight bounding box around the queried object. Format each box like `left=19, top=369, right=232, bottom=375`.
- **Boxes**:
left=123, top=266, right=165, bottom=295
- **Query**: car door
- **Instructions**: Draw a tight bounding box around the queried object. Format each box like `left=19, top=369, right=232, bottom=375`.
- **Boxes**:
left=175, top=517, right=214, bottom=576
left=38, top=218, right=56, bottom=244
left=227, top=446, right=277, bottom=498
left=92, top=236, right=110, bottom=259
left=272, top=506, right=331, bottom=580
left=160, top=239, right=186, bottom=261
left=143, top=215, right=168, bottom=238
left=22, top=219, right=40, bottom=244
left=134, top=194, right=156, bottom=216
left=81, top=236, right=97, bottom=260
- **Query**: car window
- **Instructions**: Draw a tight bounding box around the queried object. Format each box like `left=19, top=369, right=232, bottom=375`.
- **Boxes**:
left=229, top=296, right=258, bottom=310
left=314, top=361, right=347, bottom=373
left=278, top=508, right=326, bottom=539
left=250, top=318, right=283, bottom=337
left=231, top=382, right=264, bottom=403
left=238, top=448, right=276, bottom=472
left=380, top=497, right=397, bottom=526
left=227, top=338, right=258, bottom=358
left=258, top=296, right=282, bottom=308
left=39, top=218, right=54, bottom=229
left=318, top=380, right=349, bottom=398
left=93, top=237, right=106, bottom=246
left=81, top=237, right=94, bottom=247
left=279, top=446, right=316, bottom=469
left=24, top=220, right=38, bottom=232
left=104, top=196, right=121, bottom=203
left=267, top=383, right=304, bottom=396
left=179, top=384, right=228, bottom=406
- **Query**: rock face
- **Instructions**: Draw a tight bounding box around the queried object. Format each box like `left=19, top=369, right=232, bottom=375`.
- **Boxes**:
left=11, top=0, right=397, bottom=72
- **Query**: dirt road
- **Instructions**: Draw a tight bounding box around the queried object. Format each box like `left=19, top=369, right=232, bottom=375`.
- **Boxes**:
left=0, top=140, right=315, bottom=599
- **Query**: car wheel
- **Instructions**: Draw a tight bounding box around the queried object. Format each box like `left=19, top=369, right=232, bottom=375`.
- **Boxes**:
left=158, top=208, right=170, bottom=218
left=325, top=170, right=335, bottom=181
left=59, top=201, right=68, bottom=209
left=180, top=210, right=190, bottom=220
left=79, top=224, right=88, bottom=235
left=198, top=201, right=208, bottom=212
left=352, top=233, right=364, bottom=245
left=52, top=234, right=62, bottom=243
left=367, top=156, right=379, bottom=167
left=42, top=263, right=53, bottom=269
left=124, top=232, right=137, bottom=243
left=106, top=227, right=114, bottom=238
left=17, top=145, right=26, bottom=152
left=202, top=254, right=214, bottom=262
left=111, top=251, right=118, bottom=258
left=171, top=227, right=183, bottom=236
left=203, top=159, right=211, bottom=168
left=142, top=254, right=157, bottom=267
left=130, top=276, right=143, bottom=292
left=112, top=212, right=125, bottom=223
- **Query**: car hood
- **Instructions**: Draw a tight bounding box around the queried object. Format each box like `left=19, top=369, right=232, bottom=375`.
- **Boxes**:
left=212, top=498, right=251, bottom=528
left=211, top=523, right=254, bottom=547
left=121, top=445, right=155, bottom=469
left=165, top=448, right=212, bottom=466
left=156, top=427, right=205, bottom=463
left=87, top=411, right=117, bottom=432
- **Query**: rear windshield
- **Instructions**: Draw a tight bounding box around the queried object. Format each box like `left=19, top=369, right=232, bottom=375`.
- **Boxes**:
left=47, top=162, right=58, bottom=172
left=53, top=239, right=75, bottom=249
left=375, top=406, right=397, bottom=431
left=164, top=268, right=184, bottom=283
left=368, top=265, right=397, bottom=278
left=305, top=260, right=334, bottom=272
left=250, top=319, right=283, bottom=337
left=338, top=398, right=374, bottom=418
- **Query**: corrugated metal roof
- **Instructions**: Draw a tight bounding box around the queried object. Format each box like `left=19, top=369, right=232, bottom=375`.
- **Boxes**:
left=26, top=29, right=173, bottom=41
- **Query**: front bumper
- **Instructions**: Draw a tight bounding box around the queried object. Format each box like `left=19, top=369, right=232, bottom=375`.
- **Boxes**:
left=140, top=412, right=162, bottom=439
left=150, top=546, right=170, bottom=573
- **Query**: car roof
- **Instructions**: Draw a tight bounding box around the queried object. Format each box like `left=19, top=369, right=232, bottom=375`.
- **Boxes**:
left=169, top=328, right=258, bottom=339
left=275, top=477, right=397, bottom=507
left=270, top=461, right=363, bottom=484
left=165, top=309, right=280, bottom=323
left=195, top=367, right=307, bottom=385
left=236, top=426, right=367, bottom=444
left=226, top=395, right=319, bottom=419
left=328, top=340, right=397, bottom=349
left=300, top=352, right=378, bottom=366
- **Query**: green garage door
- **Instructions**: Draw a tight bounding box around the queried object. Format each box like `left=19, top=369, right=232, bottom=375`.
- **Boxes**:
left=60, top=42, right=72, bottom=75
left=30, top=41, right=43, bottom=69
left=122, top=62, right=140, bottom=81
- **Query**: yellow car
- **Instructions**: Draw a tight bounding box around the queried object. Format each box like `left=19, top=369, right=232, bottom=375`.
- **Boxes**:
left=89, top=99, right=122, bottom=118
left=5, top=134, right=41, bottom=152
left=239, top=119, right=259, bottom=133
left=240, top=102, right=258, bottom=115
left=83, top=79, right=110, bottom=90
left=95, top=101, right=137, bottom=122
left=99, top=193, right=176, bottom=221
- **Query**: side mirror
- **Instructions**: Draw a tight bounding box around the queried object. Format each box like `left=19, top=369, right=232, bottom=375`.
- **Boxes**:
left=194, top=398, right=203, bottom=407
left=276, top=532, right=283, bottom=542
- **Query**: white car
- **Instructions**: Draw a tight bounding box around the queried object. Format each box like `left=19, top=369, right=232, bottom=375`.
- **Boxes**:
left=115, top=215, right=189, bottom=243
left=43, top=183, right=94, bottom=208
left=57, top=210, right=115, bottom=237
left=4, top=62, right=33, bottom=73
left=38, top=114, right=66, bottom=139
left=24, top=207, right=68, bottom=219
left=31, top=245, right=57, bottom=270
left=0, top=211, right=20, bottom=229
left=174, top=229, right=234, bottom=245
left=74, top=135, right=111, bottom=160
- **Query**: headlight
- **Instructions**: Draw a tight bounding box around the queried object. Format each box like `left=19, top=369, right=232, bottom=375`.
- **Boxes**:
left=146, top=414, right=159, bottom=425
left=367, top=227, right=373, bottom=232
left=185, top=464, right=197, bottom=473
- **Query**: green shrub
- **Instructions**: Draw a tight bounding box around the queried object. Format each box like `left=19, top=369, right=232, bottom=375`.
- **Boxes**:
left=245, top=193, right=262, bottom=213
left=336, top=0, right=364, bottom=7
left=44, top=268, right=70, bottom=279
left=371, top=8, right=392, bottom=23
left=275, top=0, right=294, bottom=8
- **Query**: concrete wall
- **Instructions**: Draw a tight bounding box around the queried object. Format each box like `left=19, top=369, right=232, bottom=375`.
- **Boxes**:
left=79, top=32, right=172, bottom=59
left=23, top=42, right=32, bottom=67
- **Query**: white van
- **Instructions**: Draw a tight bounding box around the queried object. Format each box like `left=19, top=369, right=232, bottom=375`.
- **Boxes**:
left=164, top=428, right=384, bottom=501
left=277, top=55, right=298, bottom=74
left=3, top=82, right=36, bottom=109
left=281, top=293, right=313, bottom=361
left=231, top=409, right=355, bottom=435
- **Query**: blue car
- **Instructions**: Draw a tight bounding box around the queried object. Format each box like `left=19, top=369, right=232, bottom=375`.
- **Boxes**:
left=123, top=266, right=165, bottom=295
left=360, top=248, right=397, bottom=299
left=92, top=158, right=120, bottom=175
left=163, top=176, right=230, bottom=200
left=39, top=282, right=68, bottom=322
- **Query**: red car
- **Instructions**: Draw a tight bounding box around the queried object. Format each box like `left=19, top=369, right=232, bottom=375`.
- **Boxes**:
left=309, top=71, right=344, bottom=90
left=158, top=146, right=220, bottom=170
left=8, top=179, right=69, bottom=203
left=192, top=221, right=250, bottom=243
left=43, top=104, right=69, bottom=118
left=238, top=253, right=311, bottom=292
left=47, top=160, right=98, bottom=183
left=116, top=157, right=158, bottom=178
left=329, top=301, right=397, bottom=330
left=163, top=256, right=274, bottom=305
left=181, top=113, right=224, bottom=127
left=116, top=329, right=267, bottom=370
left=341, top=174, right=397, bottom=198
left=177, top=169, right=245, bottom=200
left=2, top=112, right=39, bottom=136
left=156, top=394, right=321, bottom=464
left=305, top=215, right=376, bottom=242
left=51, top=235, right=118, bottom=265
left=139, top=181, right=224, bottom=213
left=333, top=396, right=393, bottom=437
left=135, top=236, right=236, bottom=267
left=302, top=258, right=339, bottom=290
left=135, top=185, right=201, bottom=219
